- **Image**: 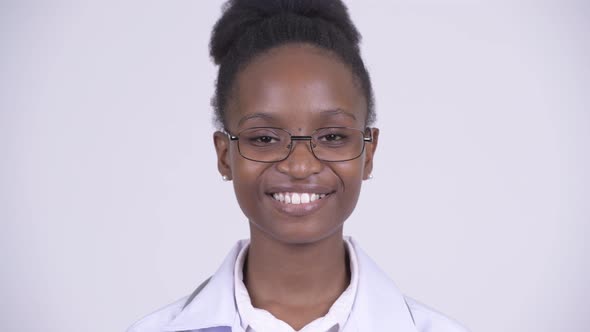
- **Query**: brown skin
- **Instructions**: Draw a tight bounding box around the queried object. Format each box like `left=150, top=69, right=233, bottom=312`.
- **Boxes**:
left=213, top=43, right=379, bottom=330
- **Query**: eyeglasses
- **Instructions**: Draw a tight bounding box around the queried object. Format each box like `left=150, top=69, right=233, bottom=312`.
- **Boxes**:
left=225, top=127, right=373, bottom=163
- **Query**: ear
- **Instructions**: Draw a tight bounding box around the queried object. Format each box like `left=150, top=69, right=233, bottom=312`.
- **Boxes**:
left=363, top=128, right=379, bottom=180
left=213, top=131, right=232, bottom=180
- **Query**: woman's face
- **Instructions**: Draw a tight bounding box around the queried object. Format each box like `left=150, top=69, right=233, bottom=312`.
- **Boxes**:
left=214, top=44, right=379, bottom=244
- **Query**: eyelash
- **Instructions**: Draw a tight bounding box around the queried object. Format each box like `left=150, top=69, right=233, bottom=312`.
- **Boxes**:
left=250, top=135, right=280, bottom=144
left=319, top=133, right=345, bottom=141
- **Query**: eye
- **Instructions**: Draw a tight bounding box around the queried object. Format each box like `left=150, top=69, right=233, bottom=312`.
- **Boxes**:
left=321, top=133, right=345, bottom=141
left=242, top=129, right=283, bottom=147
left=315, top=128, right=356, bottom=148
left=252, top=136, right=277, bottom=144
left=318, top=132, right=348, bottom=143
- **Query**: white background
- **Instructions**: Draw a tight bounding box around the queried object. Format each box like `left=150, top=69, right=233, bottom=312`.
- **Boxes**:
left=1, top=1, right=588, bottom=331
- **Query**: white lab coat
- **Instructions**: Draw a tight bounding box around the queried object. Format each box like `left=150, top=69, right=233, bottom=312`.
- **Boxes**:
left=128, top=238, right=469, bottom=332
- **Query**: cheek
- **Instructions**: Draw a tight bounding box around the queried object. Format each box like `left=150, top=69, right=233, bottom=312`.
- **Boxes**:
left=332, top=160, right=365, bottom=202
left=335, top=156, right=365, bottom=182
left=230, top=155, right=269, bottom=216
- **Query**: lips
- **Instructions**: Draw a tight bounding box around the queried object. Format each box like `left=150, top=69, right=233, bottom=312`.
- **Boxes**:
left=265, top=185, right=335, bottom=217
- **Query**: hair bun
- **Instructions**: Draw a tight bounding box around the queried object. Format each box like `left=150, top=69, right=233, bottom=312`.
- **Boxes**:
left=210, top=0, right=360, bottom=65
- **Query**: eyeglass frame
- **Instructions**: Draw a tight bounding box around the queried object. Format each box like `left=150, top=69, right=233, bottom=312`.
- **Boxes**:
left=224, top=126, right=374, bottom=163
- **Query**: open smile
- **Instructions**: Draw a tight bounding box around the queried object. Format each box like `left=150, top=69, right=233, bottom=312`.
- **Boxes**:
left=265, top=190, right=335, bottom=217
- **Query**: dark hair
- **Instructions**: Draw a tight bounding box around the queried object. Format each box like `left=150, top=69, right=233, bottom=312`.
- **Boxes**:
left=209, top=0, right=375, bottom=128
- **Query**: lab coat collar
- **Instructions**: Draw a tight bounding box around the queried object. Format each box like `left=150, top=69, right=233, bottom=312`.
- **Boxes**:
left=162, top=238, right=418, bottom=332
left=162, top=240, right=247, bottom=332
left=344, top=238, right=418, bottom=331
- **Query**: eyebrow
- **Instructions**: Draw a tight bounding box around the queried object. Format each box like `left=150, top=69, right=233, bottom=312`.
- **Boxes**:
left=237, top=113, right=276, bottom=126
left=237, top=109, right=356, bottom=126
left=319, top=109, right=357, bottom=120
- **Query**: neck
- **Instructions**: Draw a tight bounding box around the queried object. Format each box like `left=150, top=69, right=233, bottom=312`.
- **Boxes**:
left=244, top=227, right=350, bottom=308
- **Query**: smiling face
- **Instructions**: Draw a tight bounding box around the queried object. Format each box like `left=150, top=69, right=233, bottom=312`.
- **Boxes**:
left=214, top=43, right=379, bottom=244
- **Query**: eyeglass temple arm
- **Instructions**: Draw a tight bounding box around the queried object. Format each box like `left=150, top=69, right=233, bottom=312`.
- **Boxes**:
left=224, top=130, right=239, bottom=141
left=364, top=128, right=373, bottom=142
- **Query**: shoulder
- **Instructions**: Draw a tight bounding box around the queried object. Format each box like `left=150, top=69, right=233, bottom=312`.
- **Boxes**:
left=404, top=296, right=471, bottom=332
left=126, top=296, right=188, bottom=332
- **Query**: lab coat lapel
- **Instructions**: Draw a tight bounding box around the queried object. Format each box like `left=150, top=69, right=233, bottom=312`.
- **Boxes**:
left=344, top=238, right=419, bottom=332
left=161, top=238, right=418, bottom=332
left=162, top=240, right=248, bottom=332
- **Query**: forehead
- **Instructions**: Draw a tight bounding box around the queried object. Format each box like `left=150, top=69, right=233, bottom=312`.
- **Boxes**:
left=227, top=43, right=367, bottom=130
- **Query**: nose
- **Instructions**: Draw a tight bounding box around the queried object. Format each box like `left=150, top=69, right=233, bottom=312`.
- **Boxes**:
left=275, top=139, right=323, bottom=179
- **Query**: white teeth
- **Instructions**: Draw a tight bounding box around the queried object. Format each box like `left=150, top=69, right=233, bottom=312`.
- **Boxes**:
left=301, top=193, right=310, bottom=204
left=271, top=192, right=329, bottom=204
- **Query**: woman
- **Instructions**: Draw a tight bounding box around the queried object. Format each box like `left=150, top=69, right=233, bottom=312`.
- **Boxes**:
left=129, top=0, right=469, bottom=331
